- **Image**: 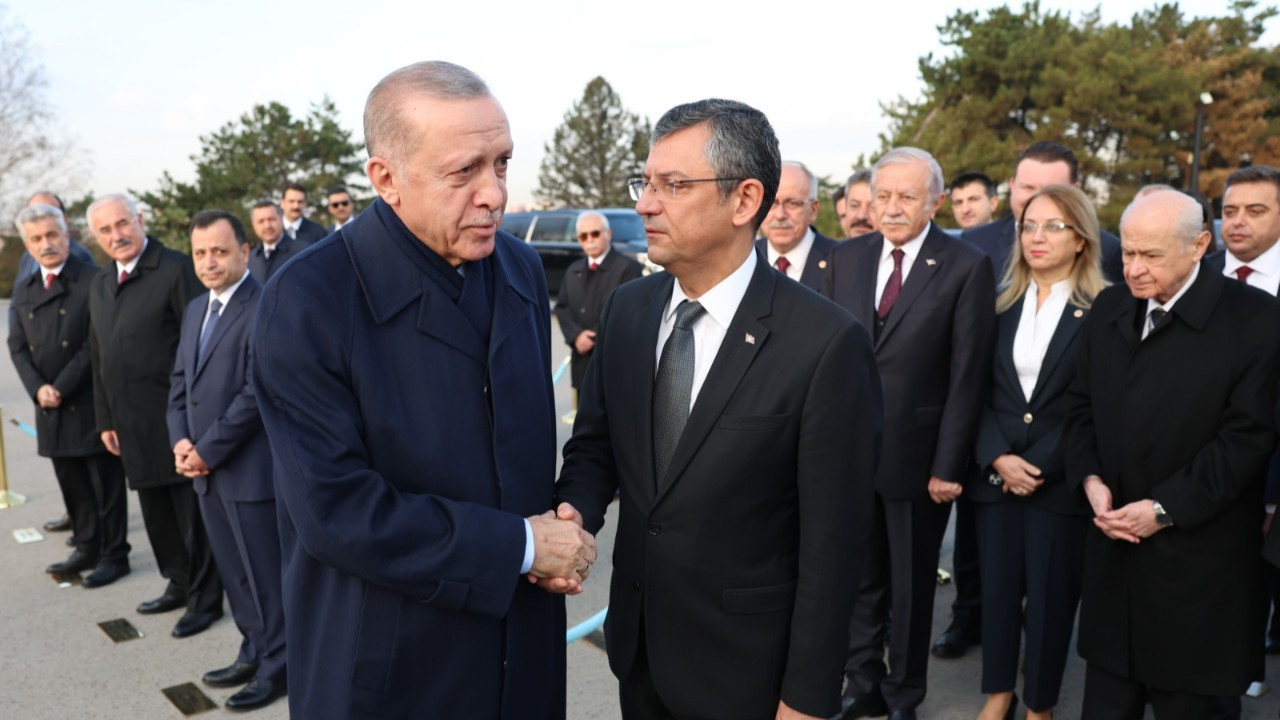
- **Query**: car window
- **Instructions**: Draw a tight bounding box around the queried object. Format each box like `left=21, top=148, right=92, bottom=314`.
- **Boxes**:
left=501, top=214, right=532, bottom=240
left=604, top=212, right=645, bottom=243
left=529, top=216, right=572, bottom=243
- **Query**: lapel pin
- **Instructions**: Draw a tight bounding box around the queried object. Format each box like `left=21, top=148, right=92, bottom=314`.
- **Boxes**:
left=925, top=258, right=937, bottom=266
left=1074, top=309, right=1084, bottom=318
left=745, top=333, right=755, bottom=345
left=818, top=260, right=827, bottom=269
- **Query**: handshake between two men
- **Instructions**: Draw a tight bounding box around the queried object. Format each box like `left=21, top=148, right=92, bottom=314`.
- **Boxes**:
left=526, top=502, right=594, bottom=595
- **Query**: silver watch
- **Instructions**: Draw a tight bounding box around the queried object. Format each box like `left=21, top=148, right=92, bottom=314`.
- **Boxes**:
left=1152, top=500, right=1174, bottom=528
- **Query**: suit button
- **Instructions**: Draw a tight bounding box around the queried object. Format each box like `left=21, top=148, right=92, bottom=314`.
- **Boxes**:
left=27, top=312, right=33, bottom=319
left=61, top=340, right=68, bottom=348
left=1023, top=413, right=1033, bottom=424
left=648, top=524, right=660, bottom=535
left=632, top=581, right=641, bottom=591
left=59, top=308, right=67, bottom=316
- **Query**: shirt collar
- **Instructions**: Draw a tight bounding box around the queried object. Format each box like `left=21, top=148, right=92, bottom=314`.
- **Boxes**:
left=766, top=227, right=815, bottom=264
left=116, top=237, right=148, bottom=276
left=879, top=223, right=930, bottom=262
left=39, top=262, right=67, bottom=285
left=589, top=247, right=611, bottom=266
left=284, top=216, right=302, bottom=232
left=208, top=273, right=249, bottom=310
left=1148, top=261, right=1200, bottom=316
left=1224, top=239, right=1280, bottom=277
left=263, top=237, right=281, bottom=252
left=664, top=249, right=757, bottom=329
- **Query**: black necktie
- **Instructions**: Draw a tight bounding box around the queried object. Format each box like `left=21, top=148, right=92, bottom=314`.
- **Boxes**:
left=653, top=300, right=706, bottom=487
left=198, top=298, right=223, bottom=362
left=1147, top=307, right=1168, bottom=337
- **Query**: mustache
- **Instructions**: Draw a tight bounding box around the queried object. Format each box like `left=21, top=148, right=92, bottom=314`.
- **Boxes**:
left=463, top=210, right=503, bottom=227
left=767, top=219, right=797, bottom=230
left=850, top=219, right=874, bottom=230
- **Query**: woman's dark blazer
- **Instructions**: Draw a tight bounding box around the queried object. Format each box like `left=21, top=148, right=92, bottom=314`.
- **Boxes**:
left=972, top=293, right=1091, bottom=515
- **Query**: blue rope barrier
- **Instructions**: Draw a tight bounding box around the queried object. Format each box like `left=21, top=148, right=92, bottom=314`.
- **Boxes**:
left=9, top=417, right=36, bottom=439
left=551, top=355, right=571, bottom=386
left=566, top=606, right=608, bottom=644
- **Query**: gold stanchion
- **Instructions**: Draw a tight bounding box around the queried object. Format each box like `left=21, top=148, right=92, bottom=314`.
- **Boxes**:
left=0, top=407, right=26, bottom=509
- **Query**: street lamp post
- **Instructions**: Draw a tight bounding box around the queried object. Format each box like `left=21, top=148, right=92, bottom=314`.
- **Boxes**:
left=1190, top=92, right=1214, bottom=193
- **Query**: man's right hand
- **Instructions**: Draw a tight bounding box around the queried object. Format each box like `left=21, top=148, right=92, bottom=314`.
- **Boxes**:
left=526, top=503, right=595, bottom=595
left=573, top=330, right=596, bottom=355
left=36, top=384, right=61, bottom=408
left=101, top=430, right=121, bottom=456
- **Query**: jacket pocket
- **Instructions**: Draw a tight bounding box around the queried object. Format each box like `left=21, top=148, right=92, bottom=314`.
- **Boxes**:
left=716, top=413, right=792, bottom=432
left=351, top=585, right=403, bottom=692
left=721, top=581, right=797, bottom=614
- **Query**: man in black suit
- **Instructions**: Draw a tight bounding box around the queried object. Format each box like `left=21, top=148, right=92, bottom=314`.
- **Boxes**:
left=963, top=141, right=1124, bottom=284
left=755, top=161, right=836, bottom=292
left=87, top=193, right=222, bottom=638
left=326, top=186, right=356, bottom=232
left=280, top=182, right=328, bottom=244
left=554, top=210, right=643, bottom=414
left=554, top=98, right=882, bottom=720
left=948, top=171, right=999, bottom=230
left=1065, top=190, right=1280, bottom=719
left=823, top=147, right=995, bottom=720
left=248, top=199, right=310, bottom=283
left=10, top=204, right=129, bottom=587
left=168, top=210, right=286, bottom=711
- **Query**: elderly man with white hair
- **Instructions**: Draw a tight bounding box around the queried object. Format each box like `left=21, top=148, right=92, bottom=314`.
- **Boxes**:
left=1065, top=190, right=1280, bottom=719
left=755, top=161, right=836, bottom=292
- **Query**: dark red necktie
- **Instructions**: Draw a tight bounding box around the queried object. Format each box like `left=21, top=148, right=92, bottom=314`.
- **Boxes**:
left=44, top=273, right=56, bottom=291
left=877, top=249, right=905, bottom=319
left=775, top=256, right=791, bottom=275
left=1236, top=266, right=1255, bottom=283
left=118, top=269, right=129, bottom=285
left=589, top=261, right=598, bottom=271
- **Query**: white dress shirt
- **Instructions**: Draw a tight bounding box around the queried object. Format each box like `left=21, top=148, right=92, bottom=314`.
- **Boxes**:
left=1143, top=263, right=1199, bottom=339
left=115, top=237, right=149, bottom=278
left=1223, top=240, right=1280, bottom=297
left=39, top=262, right=67, bottom=289
left=283, top=217, right=302, bottom=239
left=655, top=250, right=757, bottom=412
left=588, top=248, right=611, bottom=268
left=199, top=273, right=250, bottom=338
left=1012, top=279, right=1070, bottom=401
left=874, top=224, right=930, bottom=306
left=765, top=228, right=815, bottom=282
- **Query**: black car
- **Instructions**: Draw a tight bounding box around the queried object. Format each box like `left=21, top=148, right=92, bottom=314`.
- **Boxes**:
left=501, top=208, right=655, bottom=294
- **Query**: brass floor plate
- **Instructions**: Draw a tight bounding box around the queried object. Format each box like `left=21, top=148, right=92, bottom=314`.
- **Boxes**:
left=51, top=571, right=81, bottom=588
left=161, top=683, right=218, bottom=716
left=98, top=618, right=143, bottom=643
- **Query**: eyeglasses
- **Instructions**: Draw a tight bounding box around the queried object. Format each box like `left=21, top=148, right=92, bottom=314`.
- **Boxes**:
left=577, top=229, right=605, bottom=241
left=329, top=200, right=351, bottom=209
left=1019, top=220, right=1076, bottom=236
left=627, top=177, right=744, bottom=202
left=771, top=198, right=810, bottom=213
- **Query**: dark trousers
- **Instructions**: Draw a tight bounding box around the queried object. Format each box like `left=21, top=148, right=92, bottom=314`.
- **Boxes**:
left=950, top=492, right=982, bottom=624
left=974, top=501, right=1086, bottom=711
left=52, top=453, right=129, bottom=562
left=136, top=482, right=222, bottom=614
left=846, top=492, right=953, bottom=710
left=1083, top=663, right=1217, bottom=720
left=199, top=486, right=286, bottom=682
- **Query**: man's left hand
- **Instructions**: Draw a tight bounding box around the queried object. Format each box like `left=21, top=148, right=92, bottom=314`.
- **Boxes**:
left=776, top=700, right=821, bottom=720
left=927, top=476, right=963, bottom=504
left=177, top=446, right=211, bottom=477
left=1096, top=499, right=1163, bottom=543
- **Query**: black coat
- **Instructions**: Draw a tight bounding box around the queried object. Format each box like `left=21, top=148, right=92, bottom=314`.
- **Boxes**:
left=972, top=295, right=1090, bottom=515
left=963, top=215, right=1125, bottom=285
left=248, top=234, right=311, bottom=284
left=753, top=229, right=837, bottom=292
left=293, top=217, right=329, bottom=245
left=1065, top=269, right=1280, bottom=695
left=90, top=238, right=203, bottom=488
left=822, top=223, right=996, bottom=496
left=553, top=251, right=643, bottom=388
left=8, top=255, right=104, bottom=457
left=556, top=256, right=882, bottom=719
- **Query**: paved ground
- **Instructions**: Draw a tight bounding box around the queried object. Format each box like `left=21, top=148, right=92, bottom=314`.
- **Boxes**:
left=0, top=298, right=1277, bottom=718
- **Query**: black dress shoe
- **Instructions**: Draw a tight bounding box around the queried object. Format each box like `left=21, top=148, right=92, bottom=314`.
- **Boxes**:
left=203, top=661, right=260, bottom=688
left=137, top=592, right=186, bottom=615
left=44, top=515, right=71, bottom=532
left=888, top=710, right=917, bottom=720
left=172, top=609, right=223, bottom=638
left=46, top=550, right=99, bottom=574
left=841, top=692, right=889, bottom=719
left=65, top=536, right=76, bottom=547
left=931, top=617, right=982, bottom=659
left=225, top=677, right=286, bottom=712
left=82, top=561, right=130, bottom=588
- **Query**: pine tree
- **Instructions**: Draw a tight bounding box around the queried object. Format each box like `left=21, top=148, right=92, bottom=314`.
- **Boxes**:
left=535, top=77, right=650, bottom=208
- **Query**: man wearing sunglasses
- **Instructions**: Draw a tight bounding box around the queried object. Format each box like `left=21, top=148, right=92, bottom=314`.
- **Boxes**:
left=554, top=211, right=643, bottom=418
left=327, top=187, right=356, bottom=232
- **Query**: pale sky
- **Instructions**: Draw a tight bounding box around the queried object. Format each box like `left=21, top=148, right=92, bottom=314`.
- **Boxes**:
left=10, top=0, right=1274, bottom=211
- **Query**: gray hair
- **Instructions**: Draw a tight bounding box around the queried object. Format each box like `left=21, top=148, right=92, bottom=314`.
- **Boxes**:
left=872, top=148, right=944, bottom=199
left=15, top=204, right=67, bottom=242
left=782, top=161, right=818, bottom=201
left=364, top=61, right=491, bottom=166
left=576, top=211, right=610, bottom=231
left=1135, top=183, right=1176, bottom=198
left=652, top=98, right=780, bottom=230
left=86, top=193, right=140, bottom=229
left=251, top=198, right=284, bottom=217
left=1120, top=190, right=1205, bottom=249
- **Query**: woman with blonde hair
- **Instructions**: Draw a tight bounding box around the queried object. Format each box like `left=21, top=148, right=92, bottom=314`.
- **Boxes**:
left=972, top=183, right=1106, bottom=720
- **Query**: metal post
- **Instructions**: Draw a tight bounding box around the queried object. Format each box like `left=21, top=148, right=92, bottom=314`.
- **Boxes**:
left=1190, top=105, right=1206, bottom=193
left=0, top=407, right=26, bottom=509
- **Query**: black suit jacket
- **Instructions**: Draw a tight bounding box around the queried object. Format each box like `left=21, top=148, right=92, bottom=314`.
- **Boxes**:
left=8, top=255, right=105, bottom=458
left=753, top=228, right=837, bottom=292
left=554, top=251, right=644, bottom=388
left=555, top=255, right=882, bottom=719
left=292, top=217, right=328, bottom=245
left=972, top=296, right=1090, bottom=515
left=248, top=235, right=310, bottom=284
left=167, top=277, right=273, bottom=502
left=823, top=223, right=996, bottom=497
left=89, top=238, right=203, bottom=488
left=1064, top=270, right=1280, bottom=695
left=963, top=215, right=1125, bottom=285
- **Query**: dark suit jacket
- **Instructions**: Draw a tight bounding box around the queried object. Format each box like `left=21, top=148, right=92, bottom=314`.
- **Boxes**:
left=1064, top=270, right=1280, bottom=695
left=89, top=238, right=203, bottom=488
left=554, top=251, right=643, bottom=388
left=963, top=215, right=1125, bottom=285
left=555, top=256, right=882, bottom=719
left=972, top=295, right=1090, bottom=515
left=248, top=235, right=310, bottom=284
left=167, top=277, right=272, bottom=502
left=251, top=199, right=564, bottom=720
left=823, top=223, right=996, bottom=497
left=753, top=228, right=837, bottom=292
left=292, top=216, right=329, bottom=245
left=8, top=255, right=105, bottom=458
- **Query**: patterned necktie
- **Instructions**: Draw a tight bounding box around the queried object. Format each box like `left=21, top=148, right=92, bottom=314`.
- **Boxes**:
left=118, top=269, right=129, bottom=285
left=775, top=256, right=791, bottom=275
left=878, top=248, right=905, bottom=319
left=44, top=273, right=57, bottom=291
left=653, top=300, right=707, bottom=487
left=1236, top=266, right=1254, bottom=283
left=198, top=299, right=223, bottom=362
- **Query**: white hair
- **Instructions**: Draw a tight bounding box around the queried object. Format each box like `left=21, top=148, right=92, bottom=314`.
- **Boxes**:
left=15, top=204, right=67, bottom=242
left=1120, top=190, right=1205, bottom=249
left=86, top=193, right=140, bottom=228
left=576, top=211, right=610, bottom=231
left=782, top=160, right=818, bottom=201
left=873, top=147, right=944, bottom=199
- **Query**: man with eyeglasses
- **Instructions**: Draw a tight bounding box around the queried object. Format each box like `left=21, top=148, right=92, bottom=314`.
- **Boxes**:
left=553, top=99, right=882, bottom=720
left=327, top=187, right=357, bottom=231
left=755, top=161, right=835, bottom=292
left=554, top=211, right=642, bottom=420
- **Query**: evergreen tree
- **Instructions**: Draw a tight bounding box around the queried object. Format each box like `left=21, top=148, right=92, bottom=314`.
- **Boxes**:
left=536, top=77, right=650, bottom=208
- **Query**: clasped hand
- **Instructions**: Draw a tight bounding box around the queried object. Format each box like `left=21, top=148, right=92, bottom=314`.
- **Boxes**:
left=526, top=503, right=596, bottom=596
left=1083, top=475, right=1163, bottom=543
left=36, top=384, right=61, bottom=408
left=172, top=438, right=210, bottom=478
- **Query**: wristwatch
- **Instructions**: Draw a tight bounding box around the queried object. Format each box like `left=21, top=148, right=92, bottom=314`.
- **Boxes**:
left=987, top=471, right=1003, bottom=487
left=1152, top=500, right=1174, bottom=528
